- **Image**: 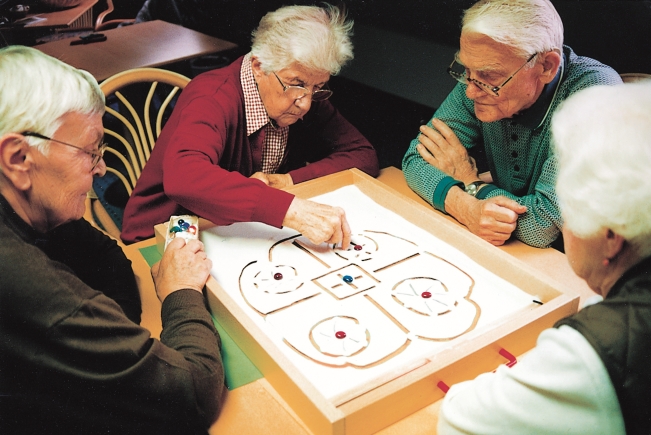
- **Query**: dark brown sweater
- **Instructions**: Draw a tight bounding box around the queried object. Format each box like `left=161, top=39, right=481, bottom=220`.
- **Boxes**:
left=0, top=194, right=224, bottom=434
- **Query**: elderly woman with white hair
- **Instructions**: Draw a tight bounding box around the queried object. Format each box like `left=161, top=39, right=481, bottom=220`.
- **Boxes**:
left=0, top=46, right=224, bottom=433
left=121, top=3, right=379, bottom=246
left=437, top=81, right=651, bottom=435
left=403, top=0, right=621, bottom=249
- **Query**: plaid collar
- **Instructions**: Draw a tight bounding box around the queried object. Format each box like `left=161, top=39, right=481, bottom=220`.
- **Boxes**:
left=241, top=53, right=270, bottom=136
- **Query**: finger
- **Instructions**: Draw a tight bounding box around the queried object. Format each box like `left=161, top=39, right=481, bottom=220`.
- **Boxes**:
left=491, top=196, right=528, bottom=214
left=416, top=143, right=437, bottom=165
left=469, top=156, right=477, bottom=171
left=432, top=118, right=463, bottom=148
left=340, top=214, right=352, bottom=250
left=489, top=238, right=508, bottom=247
left=185, top=239, right=205, bottom=253
left=167, top=237, right=187, bottom=250
left=478, top=226, right=514, bottom=245
left=419, top=125, right=446, bottom=149
left=484, top=205, right=520, bottom=225
left=327, top=225, right=343, bottom=247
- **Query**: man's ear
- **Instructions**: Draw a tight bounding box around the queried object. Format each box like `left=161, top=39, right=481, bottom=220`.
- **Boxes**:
left=538, top=51, right=562, bottom=85
left=0, top=134, right=33, bottom=191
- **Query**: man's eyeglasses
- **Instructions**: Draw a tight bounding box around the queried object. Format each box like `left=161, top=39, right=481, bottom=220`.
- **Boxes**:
left=273, top=72, right=333, bottom=101
left=447, top=53, right=537, bottom=97
left=22, top=131, right=106, bottom=171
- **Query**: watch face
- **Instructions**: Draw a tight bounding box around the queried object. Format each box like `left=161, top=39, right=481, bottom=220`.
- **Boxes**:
left=465, top=182, right=485, bottom=196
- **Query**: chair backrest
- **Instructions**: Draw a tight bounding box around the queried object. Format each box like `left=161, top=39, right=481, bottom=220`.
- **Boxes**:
left=620, top=73, right=651, bottom=83
left=85, top=67, right=190, bottom=239
left=95, top=0, right=136, bottom=31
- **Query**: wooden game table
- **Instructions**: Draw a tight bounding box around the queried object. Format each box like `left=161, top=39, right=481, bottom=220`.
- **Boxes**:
left=121, top=166, right=593, bottom=435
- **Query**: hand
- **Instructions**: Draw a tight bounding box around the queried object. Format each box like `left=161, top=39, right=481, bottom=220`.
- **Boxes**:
left=416, top=118, right=478, bottom=184
left=151, top=238, right=212, bottom=303
left=282, top=197, right=351, bottom=249
left=250, top=172, right=294, bottom=189
left=447, top=189, right=527, bottom=246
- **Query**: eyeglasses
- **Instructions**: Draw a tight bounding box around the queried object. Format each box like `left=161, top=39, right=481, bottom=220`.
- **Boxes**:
left=22, top=131, right=106, bottom=171
left=447, top=53, right=537, bottom=97
left=273, top=72, right=333, bottom=101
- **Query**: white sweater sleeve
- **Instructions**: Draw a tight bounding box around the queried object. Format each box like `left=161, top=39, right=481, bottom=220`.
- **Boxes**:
left=437, top=325, right=625, bottom=435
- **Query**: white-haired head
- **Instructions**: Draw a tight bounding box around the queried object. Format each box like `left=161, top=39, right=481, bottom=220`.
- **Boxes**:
left=552, top=80, right=651, bottom=257
left=0, top=45, right=104, bottom=155
left=462, top=0, right=564, bottom=60
left=250, top=3, right=354, bottom=75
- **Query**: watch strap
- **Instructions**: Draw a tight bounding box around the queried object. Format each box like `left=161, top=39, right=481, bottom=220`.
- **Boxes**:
left=475, top=183, right=499, bottom=199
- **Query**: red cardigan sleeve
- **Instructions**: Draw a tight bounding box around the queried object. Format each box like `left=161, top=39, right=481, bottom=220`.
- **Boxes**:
left=160, top=75, right=295, bottom=229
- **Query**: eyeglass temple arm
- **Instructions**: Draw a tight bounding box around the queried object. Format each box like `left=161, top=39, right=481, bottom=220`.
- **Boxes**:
left=499, top=53, right=537, bottom=90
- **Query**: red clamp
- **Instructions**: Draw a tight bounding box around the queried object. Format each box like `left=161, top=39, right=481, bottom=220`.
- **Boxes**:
left=499, top=348, right=517, bottom=368
left=438, top=348, right=518, bottom=394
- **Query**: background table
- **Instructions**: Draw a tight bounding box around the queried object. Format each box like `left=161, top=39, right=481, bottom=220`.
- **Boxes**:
left=121, top=167, right=594, bottom=434
left=35, top=20, right=238, bottom=82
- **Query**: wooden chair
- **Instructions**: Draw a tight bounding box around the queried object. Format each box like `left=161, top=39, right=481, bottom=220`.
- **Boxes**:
left=94, top=0, right=136, bottom=31
left=84, top=67, right=191, bottom=240
left=620, top=73, right=651, bottom=83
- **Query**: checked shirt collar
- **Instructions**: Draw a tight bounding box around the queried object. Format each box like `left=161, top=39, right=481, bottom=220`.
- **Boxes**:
left=240, top=53, right=289, bottom=173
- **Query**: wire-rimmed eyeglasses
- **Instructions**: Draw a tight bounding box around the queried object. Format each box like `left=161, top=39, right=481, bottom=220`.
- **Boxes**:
left=447, top=53, right=537, bottom=97
left=22, top=131, right=106, bottom=171
left=272, top=72, right=333, bottom=101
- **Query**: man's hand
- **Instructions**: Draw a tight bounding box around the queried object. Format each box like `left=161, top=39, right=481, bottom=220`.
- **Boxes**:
left=282, top=197, right=351, bottom=249
left=250, top=172, right=294, bottom=189
left=151, top=238, right=212, bottom=303
left=416, top=118, right=478, bottom=185
left=446, top=187, right=527, bottom=246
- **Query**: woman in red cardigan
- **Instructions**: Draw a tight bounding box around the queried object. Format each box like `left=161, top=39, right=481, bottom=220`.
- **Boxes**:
left=121, top=4, right=379, bottom=246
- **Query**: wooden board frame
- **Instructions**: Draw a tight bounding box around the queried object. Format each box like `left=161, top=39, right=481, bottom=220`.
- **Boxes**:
left=156, top=169, right=579, bottom=435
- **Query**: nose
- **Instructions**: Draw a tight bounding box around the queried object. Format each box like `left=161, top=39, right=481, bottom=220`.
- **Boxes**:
left=294, top=93, right=312, bottom=111
left=465, top=80, right=485, bottom=100
left=93, top=157, right=107, bottom=177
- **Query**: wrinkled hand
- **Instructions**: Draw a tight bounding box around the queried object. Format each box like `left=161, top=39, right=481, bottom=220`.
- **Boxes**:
left=151, top=238, right=212, bottom=303
left=282, top=197, right=351, bottom=249
left=416, top=118, right=478, bottom=185
left=458, top=196, right=528, bottom=246
left=250, top=172, right=294, bottom=190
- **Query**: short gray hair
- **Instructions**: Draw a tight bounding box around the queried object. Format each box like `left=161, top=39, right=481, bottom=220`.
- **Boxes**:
left=0, top=45, right=104, bottom=154
left=250, top=3, right=354, bottom=75
left=552, top=81, right=651, bottom=257
left=462, top=0, right=564, bottom=59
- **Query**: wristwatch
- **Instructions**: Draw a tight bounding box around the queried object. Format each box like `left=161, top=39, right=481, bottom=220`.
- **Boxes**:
left=464, top=181, right=487, bottom=197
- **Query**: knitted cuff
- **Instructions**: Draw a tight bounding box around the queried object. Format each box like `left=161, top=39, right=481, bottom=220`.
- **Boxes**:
left=432, top=176, right=464, bottom=213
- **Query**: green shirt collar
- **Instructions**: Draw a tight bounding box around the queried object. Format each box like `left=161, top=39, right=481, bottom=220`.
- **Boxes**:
left=510, top=48, right=566, bottom=130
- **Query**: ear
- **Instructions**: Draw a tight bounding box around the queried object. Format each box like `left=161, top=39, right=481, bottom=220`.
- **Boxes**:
left=0, top=134, right=34, bottom=191
left=538, top=51, right=562, bottom=85
left=604, top=229, right=626, bottom=260
left=250, top=56, right=265, bottom=79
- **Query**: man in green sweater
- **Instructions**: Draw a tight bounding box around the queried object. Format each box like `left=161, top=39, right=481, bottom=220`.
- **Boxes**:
left=0, top=46, right=224, bottom=434
left=402, top=0, right=621, bottom=248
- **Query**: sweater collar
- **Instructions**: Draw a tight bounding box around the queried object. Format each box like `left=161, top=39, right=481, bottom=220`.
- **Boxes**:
left=0, top=193, right=49, bottom=247
left=509, top=47, right=567, bottom=130
left=606, top=255, right=651, bottom=299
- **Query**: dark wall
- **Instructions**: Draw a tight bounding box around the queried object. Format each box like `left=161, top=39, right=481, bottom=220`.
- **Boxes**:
left=116, top=1, right=651, bottom=74
left=350, top=0, right=651, bottom=74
